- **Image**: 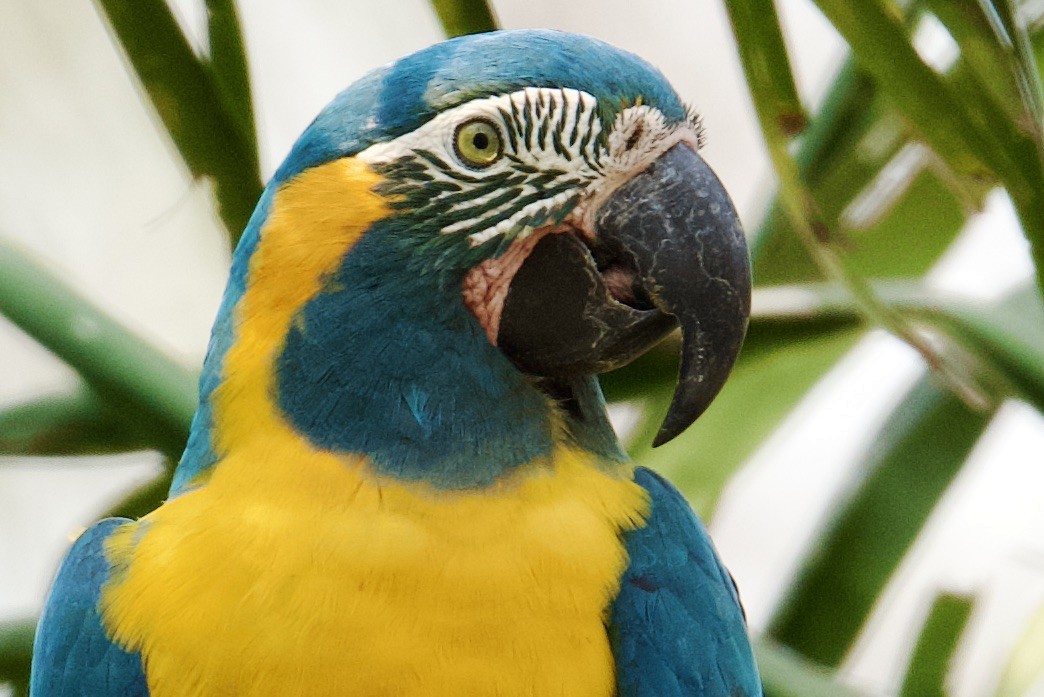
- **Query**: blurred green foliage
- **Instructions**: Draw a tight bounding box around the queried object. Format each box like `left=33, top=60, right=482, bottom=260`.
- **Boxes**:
left=900, top=594, right=974, bottom=697
left=2, top=0, right=1043, bottom=695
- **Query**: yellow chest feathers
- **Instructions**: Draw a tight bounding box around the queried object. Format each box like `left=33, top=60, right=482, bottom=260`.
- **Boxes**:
left=101, top=446, right=648, bottom=697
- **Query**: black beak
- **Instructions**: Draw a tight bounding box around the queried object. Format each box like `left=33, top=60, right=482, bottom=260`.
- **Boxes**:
left=497, top=143, right=751, bottom=446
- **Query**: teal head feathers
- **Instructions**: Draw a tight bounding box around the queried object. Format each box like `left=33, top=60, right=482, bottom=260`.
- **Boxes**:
left=31, top=30, right=762, bottom=697
left=173, top=29, right=750, bottom=494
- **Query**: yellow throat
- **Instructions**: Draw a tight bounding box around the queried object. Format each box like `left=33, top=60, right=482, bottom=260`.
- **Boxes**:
left=99, top=157, right=650, bottom=696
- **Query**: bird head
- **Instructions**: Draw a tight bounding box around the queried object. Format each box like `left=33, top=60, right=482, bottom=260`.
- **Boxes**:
left=176, top=29, right=750, bottom=492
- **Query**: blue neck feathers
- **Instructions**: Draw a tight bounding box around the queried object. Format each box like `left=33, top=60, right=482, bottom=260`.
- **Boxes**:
left=276, top=221, right=556, bottom=488
left=275, top=220, right=626, bottom=488
left=175, top=213, right=627, bottom=494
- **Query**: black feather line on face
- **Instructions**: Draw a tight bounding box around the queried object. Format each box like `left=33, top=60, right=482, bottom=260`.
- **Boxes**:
left=372, top=150, right=582, bottom=253
left=369, top=88, right=700, bottom=264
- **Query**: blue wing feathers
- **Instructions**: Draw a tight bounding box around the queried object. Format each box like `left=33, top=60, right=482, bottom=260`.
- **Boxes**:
left=30, top=519, right=148, bottom=697
left=30, top=469, right=757, bottom=697
left=610, top=467, right=762, bottom=697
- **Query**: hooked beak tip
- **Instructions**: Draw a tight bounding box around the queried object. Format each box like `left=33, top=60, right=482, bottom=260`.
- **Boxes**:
left=595, top=143, right=751, bottom=446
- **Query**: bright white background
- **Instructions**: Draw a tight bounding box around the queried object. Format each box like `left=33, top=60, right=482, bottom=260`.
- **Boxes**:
left=1, top=1, right=1043, bottom=695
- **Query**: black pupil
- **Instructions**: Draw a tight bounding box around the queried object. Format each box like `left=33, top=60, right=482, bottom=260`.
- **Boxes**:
left=472, top=132, right=489, bottom=150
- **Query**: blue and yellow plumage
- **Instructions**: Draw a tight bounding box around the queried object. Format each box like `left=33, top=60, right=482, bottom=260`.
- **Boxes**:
left=31, top=30, right=761, bottom=696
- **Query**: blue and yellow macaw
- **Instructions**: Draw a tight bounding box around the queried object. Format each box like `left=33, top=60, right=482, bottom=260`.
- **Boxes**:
left=30, top=29, right=760, bottom=696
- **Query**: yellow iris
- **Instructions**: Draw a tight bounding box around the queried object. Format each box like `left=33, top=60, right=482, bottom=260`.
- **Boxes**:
left=454, top=118, right=503, bottom=168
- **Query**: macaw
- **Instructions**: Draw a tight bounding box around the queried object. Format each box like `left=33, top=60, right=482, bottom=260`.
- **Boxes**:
left=30, top=29, right=760, bottom=696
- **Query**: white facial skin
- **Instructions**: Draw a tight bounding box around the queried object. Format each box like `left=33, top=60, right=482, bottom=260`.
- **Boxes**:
left=359, top=88, right=704, bottom=243
left=358, top=87, right=705, bottom=342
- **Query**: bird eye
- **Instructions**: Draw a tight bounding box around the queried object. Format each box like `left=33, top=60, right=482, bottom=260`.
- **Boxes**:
left=454, top=118, right=503, bottom=168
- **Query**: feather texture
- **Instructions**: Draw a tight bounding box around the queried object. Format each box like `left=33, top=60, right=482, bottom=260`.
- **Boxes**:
left=31, top=29, right=761, bottom=697
left=30, top=519, right=148, bottom=697
left=610, top=468, right=763, bottom=696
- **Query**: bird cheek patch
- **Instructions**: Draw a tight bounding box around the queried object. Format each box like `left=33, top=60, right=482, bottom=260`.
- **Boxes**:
left=461, top=225, right=566, bottom=344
